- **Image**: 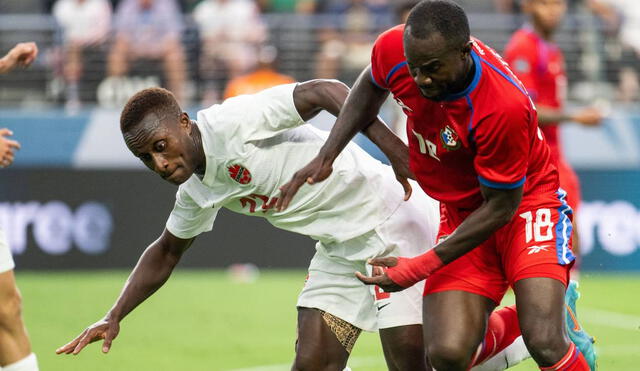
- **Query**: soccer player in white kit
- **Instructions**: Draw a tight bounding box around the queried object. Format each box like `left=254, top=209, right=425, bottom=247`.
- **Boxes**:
left=0, top=42, right=40, bottom=371
left=56, top=80, right=528, bottom=370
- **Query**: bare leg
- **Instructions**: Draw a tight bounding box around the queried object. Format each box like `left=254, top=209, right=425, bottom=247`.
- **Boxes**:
left=514, top=277, right=570, bottom=367
left=0, top=270, right=31, bottom=366
left=107, top=36, right=129, bottom=77
left=379, top=324, right=430, bottom=371
left=292, top=307, right=350, bottom=371
left=423, top=290, right=495, bottom=371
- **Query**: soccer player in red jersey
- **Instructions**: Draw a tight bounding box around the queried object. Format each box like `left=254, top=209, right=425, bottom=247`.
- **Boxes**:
left=278, top=1, right=595, bottom=370
left=503, top=0, right=603, bottom=276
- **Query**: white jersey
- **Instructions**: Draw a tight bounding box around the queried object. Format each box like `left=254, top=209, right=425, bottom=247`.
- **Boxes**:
left=166, top=83, right=407, bottom=243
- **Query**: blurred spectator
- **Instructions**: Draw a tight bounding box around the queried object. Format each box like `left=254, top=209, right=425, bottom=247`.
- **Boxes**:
left=53, top=0, right=112, bottom=110
left=193, top=0, right=266, bottom=104
left=257, top=0, right=314, bottom=13
left=588, top=0, right=640, bottom=101
left=107, top=0, right=187, bottom=103
left=314, top=0, right=390, bottom=82
left=223, top=45, right=294, bottom=99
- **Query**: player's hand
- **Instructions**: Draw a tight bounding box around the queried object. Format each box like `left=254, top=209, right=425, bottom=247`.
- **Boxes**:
left=56, top=318, right=120, bottom=355
left=276, top=155, right=334, bottom=211
left=1, top=42, right=38, bottom=73
left=386, top=143, right=415, bottom=201
left=571, top=107, right=603, bottom=127
left=355, top=257, right=405, bottom=292
left=0, top=128, right=20, bottom=168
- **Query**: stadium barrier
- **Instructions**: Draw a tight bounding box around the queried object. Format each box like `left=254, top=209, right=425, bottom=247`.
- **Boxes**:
left=0, top=169, right=315, bottom=270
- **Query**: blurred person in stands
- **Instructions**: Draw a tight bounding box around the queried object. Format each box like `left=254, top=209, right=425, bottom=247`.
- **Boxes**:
left=53, top=0, right=112, bottom=110
left=223, top=45, right=294, bottom=99
left=256, top=0, right=314, bottom=13
left=193, top=0, right=266, bottom=104
left=314, top=0, right=390, bottom=82
left=504, top=0, right=603, bottom=277
left=587, top=0, right=640, bottom=102
left=0, top=42, right=40, bottom=371
left=107, top=0, right=186, bottom=103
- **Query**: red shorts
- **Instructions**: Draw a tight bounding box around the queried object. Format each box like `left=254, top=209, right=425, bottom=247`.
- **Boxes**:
left=557, top=158, right=581, bottom=213
left=424, top=190, right=575, bottom=305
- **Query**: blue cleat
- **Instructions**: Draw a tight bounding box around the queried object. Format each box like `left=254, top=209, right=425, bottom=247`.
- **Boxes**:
left=565, top=280, right=597, bottom=371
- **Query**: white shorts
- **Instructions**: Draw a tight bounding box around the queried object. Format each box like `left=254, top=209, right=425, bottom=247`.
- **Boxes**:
left=0, top=229, right=15, bottom=273
left=297, top=190, right=440, bottom=332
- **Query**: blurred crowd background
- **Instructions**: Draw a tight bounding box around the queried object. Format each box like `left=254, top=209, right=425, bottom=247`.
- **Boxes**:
left=0, top=0, right=639, bottom=110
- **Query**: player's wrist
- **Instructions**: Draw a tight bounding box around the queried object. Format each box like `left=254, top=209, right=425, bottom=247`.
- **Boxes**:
left=386, top=249, right=444, bottom=288
left=104, top=309, right=123, bottom=323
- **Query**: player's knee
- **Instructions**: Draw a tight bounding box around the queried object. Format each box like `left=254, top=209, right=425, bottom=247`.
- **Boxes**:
left=427, top=341, right=473, bottom=371
left=523, top=330, right=567, bottom=364
left=387, top=337, right=427, bottom=370
left=0, top=286, right=23, bottom=330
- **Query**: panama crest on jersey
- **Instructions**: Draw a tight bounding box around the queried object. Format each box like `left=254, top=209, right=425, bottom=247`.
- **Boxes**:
left=440, top=125, right=461, bottom=151
left=227, top=164, right=252, bottom=184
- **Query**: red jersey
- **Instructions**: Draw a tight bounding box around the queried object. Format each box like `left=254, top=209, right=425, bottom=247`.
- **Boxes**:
left=503, top=27, right=567, bottom=162
left=370, top=25, right=559, bottom=210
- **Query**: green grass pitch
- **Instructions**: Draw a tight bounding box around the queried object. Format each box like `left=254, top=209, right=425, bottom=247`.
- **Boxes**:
left=16, top=270, right=640, bottom=370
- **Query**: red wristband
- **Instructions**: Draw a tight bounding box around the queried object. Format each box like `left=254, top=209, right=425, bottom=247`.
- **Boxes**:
left=386, top=249, right=444, bottom=288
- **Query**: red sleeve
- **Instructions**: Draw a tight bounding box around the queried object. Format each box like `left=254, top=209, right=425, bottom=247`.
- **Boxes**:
left=370, top=25, right=406, bottom=90
left=370, top=37, right=389, bottom=90
left=504, top=36, right=539, bottom=102
left=473, top=103, right=531, bottom=189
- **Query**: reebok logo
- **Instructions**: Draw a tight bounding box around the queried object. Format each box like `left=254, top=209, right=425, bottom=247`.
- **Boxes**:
left=527, top=245, right=550, bottom=254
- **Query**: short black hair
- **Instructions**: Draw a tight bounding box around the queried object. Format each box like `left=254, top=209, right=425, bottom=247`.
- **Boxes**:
left=120, top=87, right=181, bottom=133
left=405, top=0, right=470, bottom=48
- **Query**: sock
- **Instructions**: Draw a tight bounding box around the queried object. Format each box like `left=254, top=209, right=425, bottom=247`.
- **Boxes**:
left=470, top=305, right=521, bottom=368
left=3, top=353, right=39, bottom=371
left=470, top=336, right=530, bottom=371
left=539, top=343, right=590, bottom=371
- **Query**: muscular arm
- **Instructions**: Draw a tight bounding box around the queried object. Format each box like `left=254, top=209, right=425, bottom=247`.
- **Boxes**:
left=359, top=184, right=524, bottom=290
left=293, top=74, right=400, bottom=156
left=294, top=68, right=392, bottom=162
left=105, top=229, right=194, bottom=322
left=434, top=184, right=523, bottom=263
left=277, top=68, right=413, bottom=210
left=536, top=105, right=602, bottom=127
left=57, top=229, right=194, bottom=354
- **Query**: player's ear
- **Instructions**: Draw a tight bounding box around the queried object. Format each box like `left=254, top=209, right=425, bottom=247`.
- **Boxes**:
left=461, top=41, right=473, bottom=59
left=179, top=112, right=190, bottom=128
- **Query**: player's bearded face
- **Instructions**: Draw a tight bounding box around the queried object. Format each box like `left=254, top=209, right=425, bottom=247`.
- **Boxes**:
left=404, top=32, right=469, bottom=101
left=124, top=113, right=200, bottom=185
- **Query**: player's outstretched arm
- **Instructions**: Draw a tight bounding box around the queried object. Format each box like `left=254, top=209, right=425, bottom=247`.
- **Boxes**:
left=535, top=105, right=603, bottom=127
left=56, top=229, right=194, bottom=355
left=0, top=42, right=38, bottom=74
left=357, top=184, right=523, bottom=292
left=276, top=67, right=393, bottom=211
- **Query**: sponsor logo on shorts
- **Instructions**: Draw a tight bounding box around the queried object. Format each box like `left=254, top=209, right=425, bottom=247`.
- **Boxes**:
left=227, top=164, right=252, bottom=185
left=527, top=245, right=551, bottom=254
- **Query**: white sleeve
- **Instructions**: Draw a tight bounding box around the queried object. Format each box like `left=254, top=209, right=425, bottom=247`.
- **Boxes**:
left=241, top=83, right=306, bottom=141
left=166, top=189, right=219, bottom=239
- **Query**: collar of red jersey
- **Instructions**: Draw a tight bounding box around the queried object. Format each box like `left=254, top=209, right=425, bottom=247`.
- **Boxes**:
left=442, top=49, right=483, bottom=102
